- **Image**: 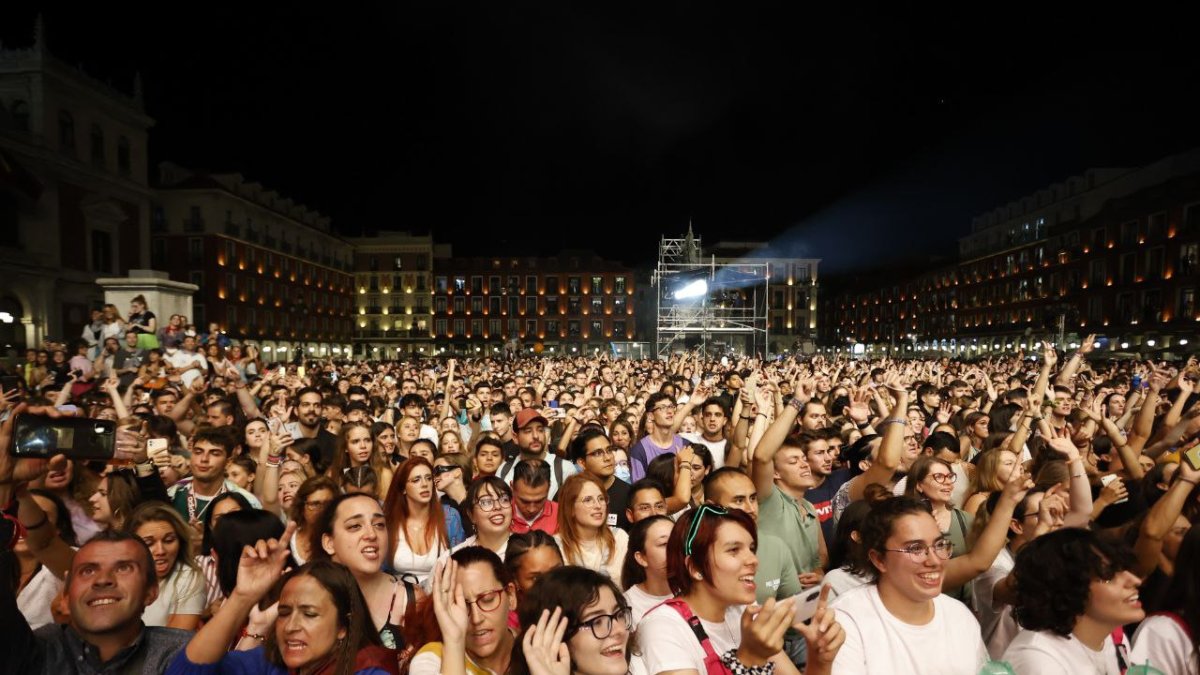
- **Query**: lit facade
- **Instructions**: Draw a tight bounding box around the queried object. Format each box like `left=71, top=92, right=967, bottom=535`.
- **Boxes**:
left=152, top=163, right=354, bottom=360
left=430, top=253, right=637, bottom=355
left=345, top=231, right=440, bottom=358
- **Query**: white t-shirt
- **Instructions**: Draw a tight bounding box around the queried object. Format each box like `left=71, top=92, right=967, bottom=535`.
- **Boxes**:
left=820, top=567, right=870, bottom=603
left=624, top=584, right=671, bottom=628
left=142, top=564, right=206, bottom=627
left=554, top=527, right=628, bottom=587
left=1003, top=628, right=1121, bottom=675
left=164, top=348, right=207, bottom=388
left=393, top=531, right=447, bottom=588
left=680, top=432, right=729, bottom=469
left=1131, top=615, right=1197, bottom=675
left=831, top=585, right=987, bottom=675
left=639, top=602, right=744, bottom=674
left=18, top=565, right=64, bottom=629
left=972, top=547, right=1017, bottom=659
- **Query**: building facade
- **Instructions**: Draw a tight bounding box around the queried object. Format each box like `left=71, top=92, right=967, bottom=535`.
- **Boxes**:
left=345, top=231, right=440, bottom=358
left=0, top=18, right=155, bottom=356
left=430, top=253, right=637, bottom=355
left=820, top=147, right=1200, bottom=357
left=152, top=162, right=354, bottom=360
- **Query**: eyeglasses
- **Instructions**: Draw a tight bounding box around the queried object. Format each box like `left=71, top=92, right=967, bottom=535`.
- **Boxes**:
left=475, top=495, right=512, bottom=512
left=685, top=504, right=727, bottom=556
left=570, top=607, right=633, bottom=640
left=653, top=404, right=677, bottom=413
left=586, top=446, right=615, bottom=460
left=927, top=472, right=957, bottom=485
left=433, top=464, right=459, bottom=476
left=884, top=539, right=954, bottom=562
left=465, top=588, right=505, bottom=613
left=304, top=499, right=330, bottom=511
left=580, top=494, right=608, bottom=508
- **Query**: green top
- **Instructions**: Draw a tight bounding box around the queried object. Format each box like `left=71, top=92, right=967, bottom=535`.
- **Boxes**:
left=755, top=533, right=803, bottom=605
left=759, top=484, right=822, bottom=574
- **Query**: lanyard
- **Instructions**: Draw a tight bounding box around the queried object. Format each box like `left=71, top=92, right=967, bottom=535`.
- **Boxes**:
left=186, top=481, right=227, bottom=522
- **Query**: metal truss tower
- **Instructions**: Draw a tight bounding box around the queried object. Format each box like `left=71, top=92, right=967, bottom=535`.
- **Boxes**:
left=651, top=224, right=771, bottom=360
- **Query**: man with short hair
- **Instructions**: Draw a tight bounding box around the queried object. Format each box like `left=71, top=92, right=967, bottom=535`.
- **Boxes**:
left=285, top=387, right=337, bottom=468
left=204, top=399, right=236, bottom=428
left=111, top=331, right=146, bottom=390
left=150, top=388, right=179, bottom=417
left=629, top=392, right=686, bottom=482
left=498, top=409, right=576, bottom=494
left=168, top=426, right=260, bottom=525
left=680, top=397, right=737, bottom=469
left=752, top=381, right=827, bottom=586
left=509, top=459, right=559, bottom=535
left=795, top=430, right=851, bottom=544
left=164, top=335, right=206, bottom=390
left=4, top=530, right=191, bottom=675
left=569, top=427, right=630, bottom=529
left=625, top=479, right=668, bottom=524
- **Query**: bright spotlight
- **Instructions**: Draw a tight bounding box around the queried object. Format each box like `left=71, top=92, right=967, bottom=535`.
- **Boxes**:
left=673, top=279, right=708, bottom=300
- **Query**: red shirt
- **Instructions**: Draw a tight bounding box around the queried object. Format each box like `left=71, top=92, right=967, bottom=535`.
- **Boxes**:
left=511, top=500, right=559, bottom=535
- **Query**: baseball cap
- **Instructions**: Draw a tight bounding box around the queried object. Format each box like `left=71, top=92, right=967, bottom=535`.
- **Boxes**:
left=514, top=408, right=548, bottom=431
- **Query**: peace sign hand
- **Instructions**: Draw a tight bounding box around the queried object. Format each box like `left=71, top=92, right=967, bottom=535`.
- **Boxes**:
left=792, top=586, right=845, bottom=667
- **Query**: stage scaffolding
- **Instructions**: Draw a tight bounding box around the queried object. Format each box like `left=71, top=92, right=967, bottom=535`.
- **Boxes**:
left=651, top=228, right=771, bottom=360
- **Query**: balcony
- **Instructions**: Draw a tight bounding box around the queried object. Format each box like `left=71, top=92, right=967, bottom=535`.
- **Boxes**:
left=184, top=217, right=205, bottom=233
left=224, top=222, right=241, bottom=237
left=365, top=306, right=382, bottom=314
left=281, top=241, right=293, bottom=254
left=246, top=228, right=260, bottom=244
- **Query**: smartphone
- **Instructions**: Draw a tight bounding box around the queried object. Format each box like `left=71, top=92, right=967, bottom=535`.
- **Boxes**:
left=11, top=414, right=116, bottom=460
left=147, top=437, right=169, bottom=457
left=1100, top=473, right=1130, bottom=504
left=548, top=400, right=559, bottom=409
left=0, top=375, right=20, bottom=394
left=793, top=586, right=824, bottom=624
left=297, top=366, right=306, bottom=379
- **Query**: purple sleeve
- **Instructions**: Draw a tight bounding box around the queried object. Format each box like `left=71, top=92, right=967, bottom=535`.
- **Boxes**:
left=629, top=439, right=646, bottom=482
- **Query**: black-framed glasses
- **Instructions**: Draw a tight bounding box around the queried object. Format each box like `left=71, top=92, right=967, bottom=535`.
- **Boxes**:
left=884, top=539, right=954, bottom=562
left=586, top=446, right=615, bottom=460
left=465, top=588, right=505, bottom=613
left=475, top=495, right=512, bottom=512
left=433, top=464, right=459, bottom=476
left=653, top=403, right=677, bottom=413
left=570, top=606, right=633, bottom=640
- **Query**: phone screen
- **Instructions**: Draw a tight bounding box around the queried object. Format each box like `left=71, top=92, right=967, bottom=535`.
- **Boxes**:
left=13, top=414, right=115, bottom=460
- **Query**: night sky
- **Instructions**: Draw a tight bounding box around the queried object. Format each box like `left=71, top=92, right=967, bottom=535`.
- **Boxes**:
left=5, top=5, right=1200, bottom=272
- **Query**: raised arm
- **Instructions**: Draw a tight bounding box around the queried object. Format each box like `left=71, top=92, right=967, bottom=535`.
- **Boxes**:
left=1054, top=334, right=1094, bottom=387
left=943, top=466, right=1031, bottom=588
left=848, top=374, right=908, bottom=502
left=750, top=379, right=809, bottom=499
left=442, top=359, right=457, bottom=422
left=1039, top=431, right=1096, bottom=526
left=668, top=383, right=710, bottom=436
left=183, top=522, right=295, bottom=665
left=1132, top=458, right=1200, bottom=578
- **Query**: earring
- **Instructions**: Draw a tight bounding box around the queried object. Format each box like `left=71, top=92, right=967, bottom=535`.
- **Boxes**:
left=693, top=572, right=703, bottom=580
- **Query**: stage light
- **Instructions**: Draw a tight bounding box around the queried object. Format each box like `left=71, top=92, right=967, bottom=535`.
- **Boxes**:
left=673, top=279, right=708, bottom=300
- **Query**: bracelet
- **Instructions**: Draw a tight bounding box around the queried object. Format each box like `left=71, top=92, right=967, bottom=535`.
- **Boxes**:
left=721, top=649, right=775, bottom=675
left=879, top=419, right=907, bottom=427
left=856, top=421, right=869, bottom=430
left=787, top=397, right=805, bottom=413
left=740, top=415, right=755, bottom=420
left=266, top=454, right=283, bottom=467
left=1181, top=477, right=1199, bottom=487
left=239, top=629, right=266, bottom=642
left=1071, top=473, right=1086, bottom=478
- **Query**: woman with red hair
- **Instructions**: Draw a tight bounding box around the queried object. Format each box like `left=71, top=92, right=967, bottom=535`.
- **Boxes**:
left=383, top=457, right=465, bottom=586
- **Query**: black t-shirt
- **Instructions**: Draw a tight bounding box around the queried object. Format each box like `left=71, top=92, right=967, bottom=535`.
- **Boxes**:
left=129, top=311, right=157, bottom=334
left=315, top=429, right=338, bottom=472
left=607, top=477, right=632, bottom=531
left=502, top=439, right=521, bottom=461
left=805, top=468, right=853, bottom=544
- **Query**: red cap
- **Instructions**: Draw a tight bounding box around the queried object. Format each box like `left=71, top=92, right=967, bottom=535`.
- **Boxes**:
left=514, top=408, right=549, bottom=431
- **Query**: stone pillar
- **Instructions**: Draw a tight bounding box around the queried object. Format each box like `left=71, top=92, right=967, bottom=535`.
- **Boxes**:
left=95, top=269, right=198, bottom=325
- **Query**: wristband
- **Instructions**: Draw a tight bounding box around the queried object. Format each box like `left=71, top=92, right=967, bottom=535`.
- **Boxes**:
left=722, top=649, right=775, bottom=675
left=135, top=461, right=156, bottom=478
left=787, top=397, right=805, bottom=413
left=880, top=419, right=907, bottom=427
left=266, top=454, right=283, bottom=467
left=856, top=421, right=869, bottom=430
left=239, top=629, right=266, bottom=642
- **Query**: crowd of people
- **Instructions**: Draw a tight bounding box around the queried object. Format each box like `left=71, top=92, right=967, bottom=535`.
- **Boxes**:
left=3, top=299, right=1200, bottom=674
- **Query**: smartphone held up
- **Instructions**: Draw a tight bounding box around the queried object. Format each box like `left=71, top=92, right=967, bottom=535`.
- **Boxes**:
left=10, top=413, right=116, bottom=460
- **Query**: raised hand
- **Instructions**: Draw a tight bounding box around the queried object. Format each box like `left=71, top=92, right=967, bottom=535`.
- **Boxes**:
left=847, top=389, right=872, bottom=424
left=1042, top=341, right=1058, bottom=368
left=431, top=558, right=469, bottom=646
left=936, top=401, right=953, bottom=425
left=1097, top=477, right=1128, bottom=505
left=522, top=608, right=571, bottom=675
left=232, top=521, right=297, bottom=603
left=1078, top=334, right=1097, bottom=355
left=792, top=586, right=845, bottom=667
left=738, top=598, right=795, bottom=665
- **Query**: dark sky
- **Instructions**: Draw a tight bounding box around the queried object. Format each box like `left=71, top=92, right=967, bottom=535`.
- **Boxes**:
left=6, top=5, right=1200, bottom=272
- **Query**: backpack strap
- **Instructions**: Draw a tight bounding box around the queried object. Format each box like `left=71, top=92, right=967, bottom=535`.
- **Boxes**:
left=553, top=457, right=564, bottom=488
left=656, top=598, right=732, bottom=675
